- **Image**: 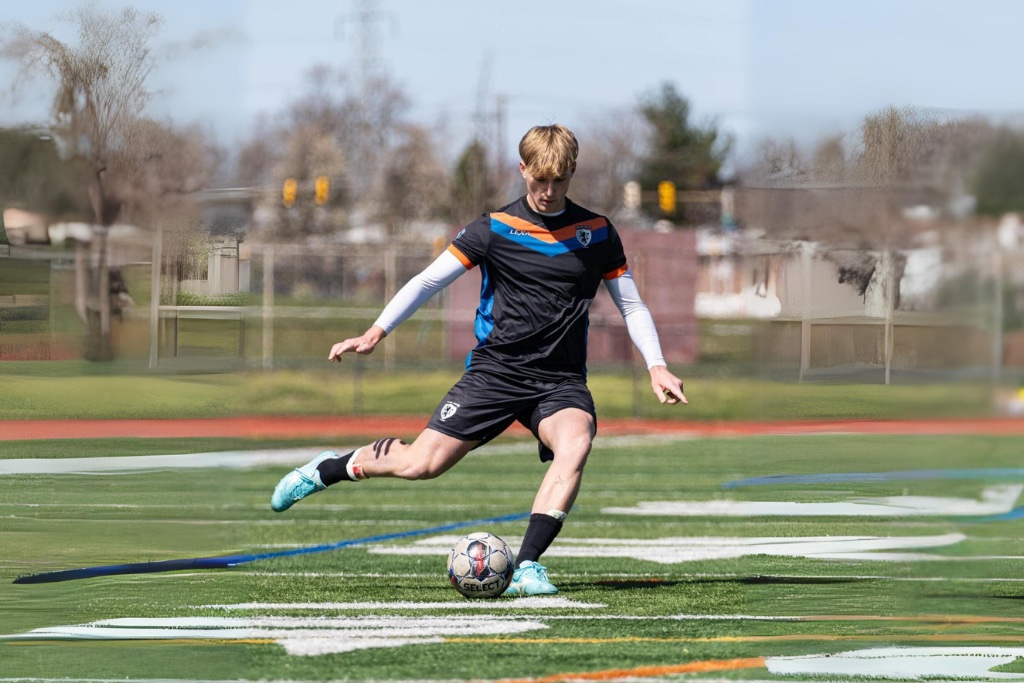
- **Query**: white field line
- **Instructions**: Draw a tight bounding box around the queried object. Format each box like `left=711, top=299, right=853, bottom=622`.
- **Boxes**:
left=237, top=570, right=1024, bottom=583
left=1, top=517, right=457, bottom=528
left=0, top=680, right=255, bottom=683
left=197, top=597, right=602, bottom=610
left=195, top=608, right=1021, bottom=623
left=0, top=503, right=507, bottom=514
left=766, top=646, right=1024, bottom=679
left=0, top=679, right=831, bottom=683
left=0, top=436, right=687, bottom=476
left=0, top=680, right=830, bottom=683
left=0, top=449, right=325, bottom=475
left=370, top=532, right=969, bottom=563
left=2, top=615, right=549, bottom=656
left=603, top=486, right=1023, bottom=517
left=0, top=680, right=474, bottom=683
left=13, top=611, right=1024, bottom=671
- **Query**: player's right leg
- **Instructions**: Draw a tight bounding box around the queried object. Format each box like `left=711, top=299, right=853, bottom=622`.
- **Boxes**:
left=270, top=430, right=475, bottom=512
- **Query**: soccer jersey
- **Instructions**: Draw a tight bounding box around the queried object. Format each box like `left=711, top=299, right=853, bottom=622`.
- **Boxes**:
left=448, top=196, right=628, bottom=380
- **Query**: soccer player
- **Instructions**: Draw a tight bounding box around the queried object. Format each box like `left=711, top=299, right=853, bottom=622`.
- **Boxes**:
left=271, top=124, right=686, bottom=596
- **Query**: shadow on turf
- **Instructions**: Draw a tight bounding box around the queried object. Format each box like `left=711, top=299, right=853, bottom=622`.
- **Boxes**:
left=583, top=575, right=873, bottom=591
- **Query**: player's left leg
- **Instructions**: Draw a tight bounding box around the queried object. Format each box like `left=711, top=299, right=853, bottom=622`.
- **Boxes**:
left=532, top=407, right=595, bottom=515
left=505, top=407, right=595, bottom=596
left=271, top=430, right=476, bottom=512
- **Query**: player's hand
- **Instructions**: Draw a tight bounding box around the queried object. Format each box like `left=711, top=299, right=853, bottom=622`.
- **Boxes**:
left=328, top=326, right=386, bottom=362
left=649, top=365, right=687, bottom=405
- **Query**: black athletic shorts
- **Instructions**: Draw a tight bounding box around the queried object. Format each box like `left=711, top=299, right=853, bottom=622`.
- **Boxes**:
left=425, top=369, right=597, bottom=462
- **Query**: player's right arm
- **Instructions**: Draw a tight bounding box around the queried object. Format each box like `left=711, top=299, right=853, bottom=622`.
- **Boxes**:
left=329, top=248, right=468, bottom=362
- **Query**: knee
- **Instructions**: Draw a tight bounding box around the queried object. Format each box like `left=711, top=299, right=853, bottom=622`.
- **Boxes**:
left=554, top=435, right=592, bottom=469
left=396, top=454, right=446, bottom=480
left=399, top=463, right=437, bottom=480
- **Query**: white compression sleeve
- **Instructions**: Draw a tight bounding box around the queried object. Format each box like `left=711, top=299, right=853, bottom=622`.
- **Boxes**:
left=604, top=271, right=667, bottom=369
left=372, top=249, right=467, bottom=335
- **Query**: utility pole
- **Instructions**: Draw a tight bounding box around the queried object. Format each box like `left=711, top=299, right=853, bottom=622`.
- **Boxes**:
left=494, top=94, right=507, bottom=183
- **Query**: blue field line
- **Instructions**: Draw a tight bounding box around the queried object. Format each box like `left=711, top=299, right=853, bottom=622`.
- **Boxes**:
left=722, top=468, right=1024, bottom=488
left=13, top=511, right=530, bottom=585
left=959, top=506, right=1024, bottom=523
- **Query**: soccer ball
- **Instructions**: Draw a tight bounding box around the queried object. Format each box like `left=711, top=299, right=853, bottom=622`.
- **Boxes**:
left=447, top=532, right=515, bottom=599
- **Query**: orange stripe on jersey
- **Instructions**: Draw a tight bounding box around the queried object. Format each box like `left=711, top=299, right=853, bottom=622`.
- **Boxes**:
left=548, top=217, right=609, bottom=243
left=490, top=212, right=558, bottom=243
left=447, top=244, right=474, bottom=269
left=490, top=213, right=609, bottom=245
left=603, top=264, right=628, bottom=280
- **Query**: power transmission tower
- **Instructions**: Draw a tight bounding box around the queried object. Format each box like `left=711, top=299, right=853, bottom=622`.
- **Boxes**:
left=335, top=0, right=396, bottom=92
left=472, top=55, right=508, bottom=189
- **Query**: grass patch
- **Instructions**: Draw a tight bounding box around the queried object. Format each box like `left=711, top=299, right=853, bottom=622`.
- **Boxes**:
left=2, top=433, right=1023, bottom=680
left=0, top=361, right=998, bottom=421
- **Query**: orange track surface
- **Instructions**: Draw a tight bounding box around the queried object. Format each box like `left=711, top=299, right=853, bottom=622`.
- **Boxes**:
left=2, top=416, right=1024, bottom=441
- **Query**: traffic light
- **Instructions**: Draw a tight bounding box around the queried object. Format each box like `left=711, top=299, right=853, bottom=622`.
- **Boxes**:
left=282, top=177, right=298, bottom=208
left=658, top=180, right=676, bottom=215
left=314, top=175, right=330, bottom=205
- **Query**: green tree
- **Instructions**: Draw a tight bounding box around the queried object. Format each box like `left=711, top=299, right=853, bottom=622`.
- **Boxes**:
left=973, top=126, right=1024, bottom=217
left=448, top=138, right=497, bottom=225
left=636, top=82, right=731, bottom=223
left=0, top=127, right=91, bottom=225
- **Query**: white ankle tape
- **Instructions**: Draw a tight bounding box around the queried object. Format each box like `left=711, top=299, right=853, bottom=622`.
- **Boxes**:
left=545, top=509, right=567, bottom=521
left=346, top=448, right=366, bottom=480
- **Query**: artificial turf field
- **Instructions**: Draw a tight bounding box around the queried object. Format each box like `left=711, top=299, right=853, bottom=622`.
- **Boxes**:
left=3, top=430, right=1024, bottom=681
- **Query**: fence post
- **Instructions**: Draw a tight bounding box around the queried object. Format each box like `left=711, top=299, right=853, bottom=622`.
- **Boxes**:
left=262, top=246, right=274, bottom=370
left=149, top=220, right=162, bottom=369
left=384, top=246, right=397, bottom=370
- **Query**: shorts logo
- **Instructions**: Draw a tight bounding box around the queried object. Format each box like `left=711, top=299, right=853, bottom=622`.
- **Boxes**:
left=576, top=227, right=592, bottom=247
left=440, top=402, right=460, bottom=421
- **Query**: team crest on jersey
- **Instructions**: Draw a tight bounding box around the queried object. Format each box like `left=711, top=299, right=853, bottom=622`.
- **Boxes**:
left=440, top=401, right=460, bottom=421
left=576, top=227, right=592, bottom=247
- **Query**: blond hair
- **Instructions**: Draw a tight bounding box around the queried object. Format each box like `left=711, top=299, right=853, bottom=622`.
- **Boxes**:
left=518, top=124, right=578, bottom=179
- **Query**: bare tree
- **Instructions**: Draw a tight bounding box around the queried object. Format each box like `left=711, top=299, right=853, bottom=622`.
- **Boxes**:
left=738, top=107, right=1000, bottom=312
left=811, top=134, right=848, bottom=184
left=573, top=110, right=645, bottom=217
left=110, top=117, right=218, bottom=225
left=2, top=7, right=162, bottom=223
left=0, top=6, right=219, bottom=359
left=239, top=64, right=420, bottom=242
left=749, top=136, right=808, bottom=182
left=376, top=124, right=447, bottom=239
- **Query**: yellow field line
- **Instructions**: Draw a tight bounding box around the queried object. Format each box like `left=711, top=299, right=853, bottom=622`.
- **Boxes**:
left=803, top=614, right=1024, bottom=623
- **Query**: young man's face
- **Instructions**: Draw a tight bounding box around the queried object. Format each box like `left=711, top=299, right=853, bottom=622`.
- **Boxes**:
left=520, top=161, right=574, bottom=214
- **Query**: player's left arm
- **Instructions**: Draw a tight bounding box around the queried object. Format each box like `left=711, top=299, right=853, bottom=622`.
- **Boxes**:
left=604, top=270, right=688, bottom=405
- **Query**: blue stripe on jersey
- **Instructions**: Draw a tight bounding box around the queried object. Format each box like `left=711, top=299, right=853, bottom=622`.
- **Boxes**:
left=489, top=217, right=609, bottom=256
left=468, top=263, right=495, bottom=369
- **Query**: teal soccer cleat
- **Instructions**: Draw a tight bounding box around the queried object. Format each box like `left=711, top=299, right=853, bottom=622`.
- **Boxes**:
left=503, top=561, right=558, bottom=597
left=270, top=450, right=340, bottom=512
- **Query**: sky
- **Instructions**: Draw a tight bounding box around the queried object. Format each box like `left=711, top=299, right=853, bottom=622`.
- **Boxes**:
left=2, top=0, right=1023, bottom=174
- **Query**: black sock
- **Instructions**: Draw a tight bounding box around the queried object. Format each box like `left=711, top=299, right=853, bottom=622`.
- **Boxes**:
left=516, top=513, right=564, bottom=566
left=316, top=451, right=356, bottom=486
